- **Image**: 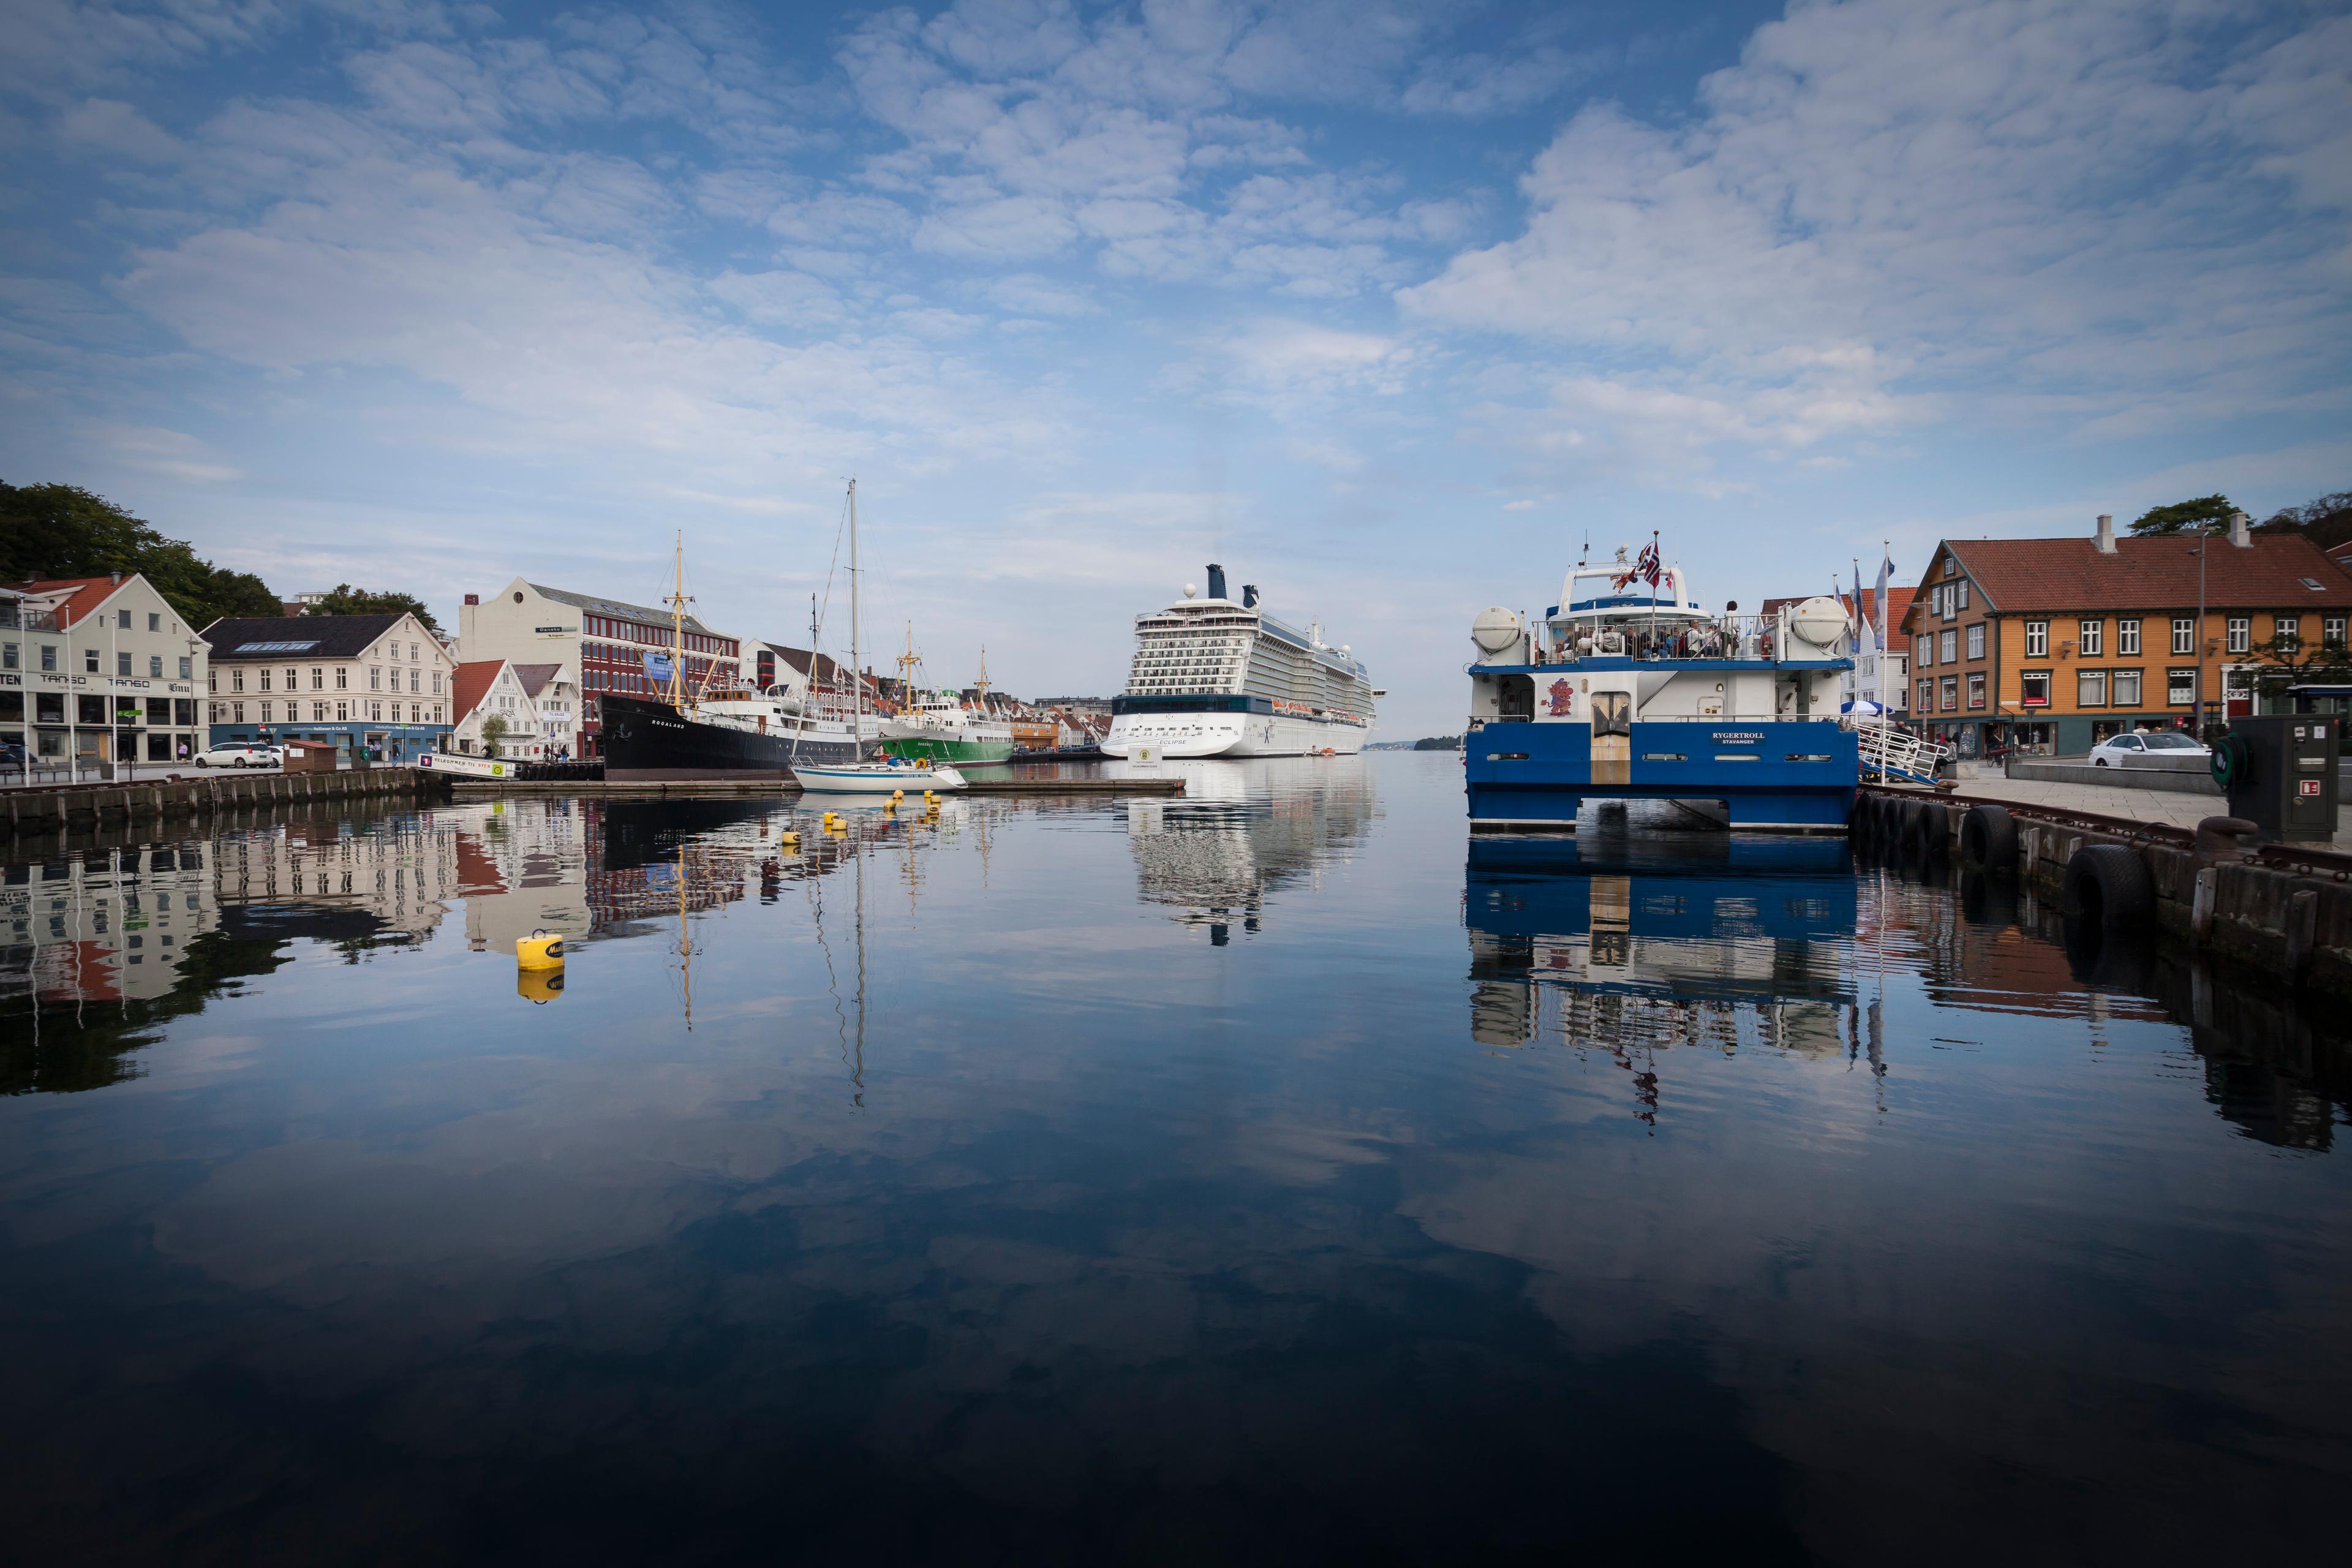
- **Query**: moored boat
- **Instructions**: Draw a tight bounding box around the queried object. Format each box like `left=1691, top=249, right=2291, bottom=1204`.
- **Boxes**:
left=1461, top=542, right=1858, bottom=831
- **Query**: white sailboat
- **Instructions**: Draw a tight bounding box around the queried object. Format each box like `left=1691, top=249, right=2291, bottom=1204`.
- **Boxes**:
left=791, top=478, right=970, bottom=796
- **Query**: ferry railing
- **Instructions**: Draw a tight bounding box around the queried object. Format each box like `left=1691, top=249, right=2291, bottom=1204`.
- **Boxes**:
left=1530, top=614, right=1801, bottom=663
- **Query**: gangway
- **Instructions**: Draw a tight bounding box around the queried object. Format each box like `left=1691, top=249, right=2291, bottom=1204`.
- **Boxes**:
left=1843, top=711, right=1949, bottom=786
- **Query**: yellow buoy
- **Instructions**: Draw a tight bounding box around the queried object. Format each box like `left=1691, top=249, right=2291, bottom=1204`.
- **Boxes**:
left=517, top=967, right=565, bottom=1003
left=516, top=929, right=565, bottom=969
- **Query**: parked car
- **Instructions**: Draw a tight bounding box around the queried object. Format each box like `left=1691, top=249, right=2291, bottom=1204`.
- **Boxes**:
left=2088, top=730, right=2211, bottom=769
left=192, top=743, right=284, bottom=769
left=0, top=737, right=28, bottom=769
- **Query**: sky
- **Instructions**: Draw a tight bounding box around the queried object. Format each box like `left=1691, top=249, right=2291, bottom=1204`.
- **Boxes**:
left=3, top=0, right=2349, bottom=736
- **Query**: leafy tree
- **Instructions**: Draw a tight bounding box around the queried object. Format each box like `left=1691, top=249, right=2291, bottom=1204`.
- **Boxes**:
left=311, top=583, right=442, bottom=635
left=2128, top=494, right=2239, bottom=535
left=480, top=715, right=509, bottom=756
left=0, top=480, right=277, bottom=630
left=2241, top=631, right=2352, bottom=710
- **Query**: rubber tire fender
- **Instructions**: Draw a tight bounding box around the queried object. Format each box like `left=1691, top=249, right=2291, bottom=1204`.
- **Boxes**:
left=1960, top=804, right=2018, bottom=873
left=2061, top=843, right=2156, bottom=932
left=1905, top=799, right=1947, bottom=862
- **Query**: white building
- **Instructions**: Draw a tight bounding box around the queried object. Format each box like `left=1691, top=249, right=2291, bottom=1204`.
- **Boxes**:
left=451, top=659, right=546, bottom=757
left=203, top=612, right=457, bottom=762
left=459, top=578, right=740, bottom=759
left=2, top=573, right=210, bottom=776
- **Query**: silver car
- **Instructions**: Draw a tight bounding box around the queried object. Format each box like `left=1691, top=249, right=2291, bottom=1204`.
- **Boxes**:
left=2087, top=731, right=2210, bottom=769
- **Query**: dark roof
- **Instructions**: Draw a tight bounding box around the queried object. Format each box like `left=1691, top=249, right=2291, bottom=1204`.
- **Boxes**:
left=510, top=662, right=562, bottom=697
left=1912, top=533, right=2352, bottom=628
left=200, top=613, right=406, bottom=659
left=752, top=639, right=877, bottom=689
left=528, top=582, right=718, bottom=636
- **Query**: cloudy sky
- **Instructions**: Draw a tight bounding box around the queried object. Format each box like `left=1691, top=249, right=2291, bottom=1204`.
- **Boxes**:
left=4, top=0, right=2348, bottom=733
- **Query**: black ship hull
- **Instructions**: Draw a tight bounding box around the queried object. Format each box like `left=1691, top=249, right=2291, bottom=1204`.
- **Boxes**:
left=601, top=693, right=870, bottom=780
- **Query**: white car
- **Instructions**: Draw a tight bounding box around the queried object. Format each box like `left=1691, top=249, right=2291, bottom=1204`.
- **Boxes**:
left=2087, top=730, right=2210, bottom=769
left=192, top=743, right=284, bottom=769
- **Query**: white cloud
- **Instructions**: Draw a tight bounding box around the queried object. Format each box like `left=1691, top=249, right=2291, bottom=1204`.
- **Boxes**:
left=56, top=96, right=186, bottom=162
left=101, top=422, right=238, bottom=482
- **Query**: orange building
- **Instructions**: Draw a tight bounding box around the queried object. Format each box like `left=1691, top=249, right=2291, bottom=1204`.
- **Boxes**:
left=1899, top=512, right=2352, bottom=758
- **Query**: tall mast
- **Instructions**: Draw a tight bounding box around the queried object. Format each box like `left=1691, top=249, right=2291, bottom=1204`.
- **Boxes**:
left=973, top=645, right=989, bottom=712
left=666, top=530, right=690, bottom=711
left=848, top=478, right=861, bottom=745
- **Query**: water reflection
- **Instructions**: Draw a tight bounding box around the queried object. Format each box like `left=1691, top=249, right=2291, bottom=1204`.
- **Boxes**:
left=1124, top=757, right=1376, bottom=941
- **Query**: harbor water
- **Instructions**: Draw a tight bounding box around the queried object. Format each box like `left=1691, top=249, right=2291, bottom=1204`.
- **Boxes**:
left=3, top=755, right=2348, bottom=1561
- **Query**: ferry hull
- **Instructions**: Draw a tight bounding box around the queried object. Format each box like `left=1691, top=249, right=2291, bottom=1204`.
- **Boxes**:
left=601, top=693, right=820, bottom=780
left=1463, top=719, right=1856, bottom=831
left=1101, top=710, right=1368, bottom=759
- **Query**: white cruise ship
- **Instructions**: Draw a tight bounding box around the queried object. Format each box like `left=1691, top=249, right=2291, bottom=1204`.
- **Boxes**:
left=1102, top=564, right=1382, bottom=758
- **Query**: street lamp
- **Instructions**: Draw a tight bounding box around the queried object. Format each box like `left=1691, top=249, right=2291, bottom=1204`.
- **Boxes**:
left=2193, top=521, right=2212, bottom=734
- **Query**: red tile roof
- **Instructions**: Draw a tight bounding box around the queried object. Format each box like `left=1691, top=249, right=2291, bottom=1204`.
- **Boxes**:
left=451, top=659, right=508, bottom=724
left=1761, top=584, right=1920, bottom=633
left=4, top=576, right=130, bottom=629
left=1932, top=533, right=2352, bottom=622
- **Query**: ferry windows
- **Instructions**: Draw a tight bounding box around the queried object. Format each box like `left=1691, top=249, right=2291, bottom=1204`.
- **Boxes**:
left=2113, top=669, right=2143, bottom=706
left=2078, top=619, right=2101, bottom=656
left=1966, top=624, right=1985, bottom=660
left=2078, top=669, right=2108, bottom=706
left=2026, top=620, right=2048, bottom=657
left=2117, top=619, right=2140, bottom=655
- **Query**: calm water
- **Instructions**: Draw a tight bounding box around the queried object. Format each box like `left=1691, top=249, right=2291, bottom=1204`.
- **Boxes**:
left=4, top=755, right=2348, bottom=1564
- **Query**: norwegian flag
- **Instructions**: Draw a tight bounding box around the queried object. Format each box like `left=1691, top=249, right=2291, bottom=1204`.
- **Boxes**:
left=1610, top=537, right=1664, bottom=592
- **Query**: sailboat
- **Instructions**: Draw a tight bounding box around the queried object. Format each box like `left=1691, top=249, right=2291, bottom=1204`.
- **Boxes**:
left=790, top=480, right=970, bottom=795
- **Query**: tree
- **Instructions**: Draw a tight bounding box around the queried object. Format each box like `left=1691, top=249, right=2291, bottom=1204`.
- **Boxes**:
left=2257, top=489, right=2352, bottom=552
left=0, top=480, right=278, bottom=630
left=2128, top=494, right=2238, bottom=535
left=480, top=715, right=509, bottom=757
left=2241, top=631, right=2352, bottom=711
left=311, top=583, right=442, bottom=635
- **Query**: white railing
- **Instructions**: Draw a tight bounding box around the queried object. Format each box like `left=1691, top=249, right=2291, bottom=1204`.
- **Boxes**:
left=1843, top=711, right=1949, bottom=782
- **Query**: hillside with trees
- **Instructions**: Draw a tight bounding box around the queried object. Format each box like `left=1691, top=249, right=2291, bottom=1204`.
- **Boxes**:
left=0, top=480, right=277, bottom=630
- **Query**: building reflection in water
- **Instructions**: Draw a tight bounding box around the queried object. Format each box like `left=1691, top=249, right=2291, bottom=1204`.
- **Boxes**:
left=2, top=793, right=948, bottom=1090
left=1124, top=758, right=1376, bottom=943
left=1465, top=832, right=1858, bottom=1128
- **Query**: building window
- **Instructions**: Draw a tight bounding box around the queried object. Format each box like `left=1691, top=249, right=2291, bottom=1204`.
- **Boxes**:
left=2328, top=616, right=2348, bottom=648
left=85, top=649, right=99, bottom=673
left=2227, top=617, right=2250, bottom=654
left=147, top=612, right=160, bottom=631
left=409, top=669, right=420, bottom=693
left=209, top=701, right=221, bottom=723
left=311, top=667, right=324, bottom=690
left=284, top=666, right=298, bottom=689
left=118, top=608, right=131, bottom=628
left=2168, top=668, right=2196, bottom=706
left=2078, top=619, right=2102, bottom=656
left=1966, top=624, right=1985, bottom=660
left=432, top=671, right=442, bottom=695
left=312, top=701, right=326, bottom=722
left=336, top=666, right=348, bottom=689
left=336, top=701, right=349, bottom=722
left=1967, top=671, right=1986, bottom=709
left=1940, top=629, right=1956, bottom=663
left=232, top=668, right=245, bottom=692
left=178, top=656, right=192, bottom=679
left=40, top=644, right=56, bottom=672
left=2117, top=619, right=2140, bottom=655
left=1, top=643, right=13, bottom=670
left=1956, top=579, right=1969, bottom=611
left=232, top=702, right=244, bottom=723
left=2274, top=614, right=2299, bottom=650
left=2171, top=617, right=2194, bottom=654
left=258, top=668, right=271, bottom=691
left=370, top=666, right=381, bottom=690
left=1914, top=634, right=1932, bottom=668
left=148, top=655, right=162, bottom=677
left=369, top=701, right=382, bottom=721
left=116, top=650, right=132, bottom=676
left=260, top=701, right=273, bottom=723
left=2078, top=669, right=2108, bottom=706
left=1940, top=675, right=1958, bottom=711
left=2114, top=669, right=2142, bottom=706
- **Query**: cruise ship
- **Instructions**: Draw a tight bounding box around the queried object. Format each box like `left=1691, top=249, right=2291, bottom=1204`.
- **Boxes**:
left=1102, top=564, right=1383, bottom=758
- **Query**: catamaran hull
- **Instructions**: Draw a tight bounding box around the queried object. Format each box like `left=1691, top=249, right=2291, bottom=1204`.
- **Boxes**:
left=601, top=693, right=859, bottom=780
left=1101, top=710, right=1368, bottom=759
left=1463, top=718, right=1857, bottom=831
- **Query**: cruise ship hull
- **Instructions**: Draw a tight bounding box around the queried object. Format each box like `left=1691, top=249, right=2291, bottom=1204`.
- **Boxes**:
left=1101, top=710, right=1369, bottom=759
left=601, top=693, right=871, bottom=780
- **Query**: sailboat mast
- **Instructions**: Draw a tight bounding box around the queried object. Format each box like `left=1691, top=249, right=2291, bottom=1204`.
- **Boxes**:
left=848, top=478, right=862, bottom=746
left=668, top=530, right=689, bottom=711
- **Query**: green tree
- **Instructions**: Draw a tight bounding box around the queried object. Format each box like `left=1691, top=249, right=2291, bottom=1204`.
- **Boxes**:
left=0, top=480, right=277, bottom=630
left=2257, top=489, right=2352, bottom=551
left=2128, top=494, right=2239, bottom=535
left=480, top=715, right=508, bottom=756
left=311, top=583, right=442, bottom=635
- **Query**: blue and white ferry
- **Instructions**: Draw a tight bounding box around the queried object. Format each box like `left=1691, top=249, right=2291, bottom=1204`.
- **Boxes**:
left=1463, top=555, right=1858, bottom=831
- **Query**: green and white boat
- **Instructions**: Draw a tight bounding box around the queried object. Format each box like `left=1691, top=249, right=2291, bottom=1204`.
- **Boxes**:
left=878, top=635, right=1017, bottom=764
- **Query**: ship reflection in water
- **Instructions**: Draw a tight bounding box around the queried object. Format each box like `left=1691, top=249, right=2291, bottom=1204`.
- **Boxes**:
left=4, top=761, right=2351, bottom=1559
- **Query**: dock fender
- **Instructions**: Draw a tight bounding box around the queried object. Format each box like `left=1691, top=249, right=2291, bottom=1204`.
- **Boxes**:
left=1904, top=799, right=1947, bottom=862
left=2062, top=844, right=2155, bottom=932
left=1960, top=805, right=2018, bottom=874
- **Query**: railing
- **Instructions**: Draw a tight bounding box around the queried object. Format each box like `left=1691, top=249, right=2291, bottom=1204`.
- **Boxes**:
left=1527, top=614, right=1803, bottom=664
left=1844, top=712, right=1950, bottom=783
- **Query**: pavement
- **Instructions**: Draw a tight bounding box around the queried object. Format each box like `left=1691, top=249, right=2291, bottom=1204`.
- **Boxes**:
left=1903, top=774, right=2352, bottom=852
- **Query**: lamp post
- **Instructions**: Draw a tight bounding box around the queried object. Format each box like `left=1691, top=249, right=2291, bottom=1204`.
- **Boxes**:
left=2193, top=521, right=2211, bottom=735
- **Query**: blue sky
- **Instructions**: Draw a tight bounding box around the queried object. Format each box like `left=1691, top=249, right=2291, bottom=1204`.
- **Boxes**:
left=4, top=0, right=2348, bottom=734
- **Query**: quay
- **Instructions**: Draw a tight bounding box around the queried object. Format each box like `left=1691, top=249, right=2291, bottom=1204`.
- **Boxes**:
left=2, top=767, right=440, bottom=839
left=1858, top=782, right=2352, bottom=999
left=441, top=774, right=1186, bottom=798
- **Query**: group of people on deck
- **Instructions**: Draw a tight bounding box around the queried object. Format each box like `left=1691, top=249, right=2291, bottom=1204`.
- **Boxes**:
left=1538, top=619, right=1744, bottom=663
